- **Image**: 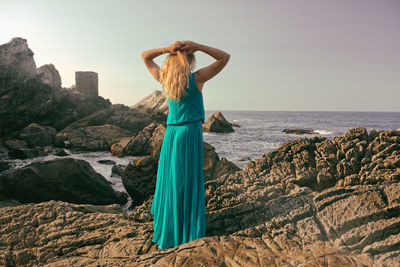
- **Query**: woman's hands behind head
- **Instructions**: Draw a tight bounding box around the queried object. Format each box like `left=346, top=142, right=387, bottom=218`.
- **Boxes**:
left=167, top=40, right=197, bottom=55
left=167, top=41, right=183, bottom=55
left=180, top=40, right=197, bottom=54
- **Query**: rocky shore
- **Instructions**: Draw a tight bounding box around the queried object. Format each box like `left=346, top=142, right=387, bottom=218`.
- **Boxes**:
left=0, top=127, right=399, bottom=266
left=0, top=37, right=399, bottom=266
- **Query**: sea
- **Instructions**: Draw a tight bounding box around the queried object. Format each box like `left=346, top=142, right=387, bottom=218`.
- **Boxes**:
left=2, top=110, right=399, bottom=212
left=203, top=110, right=400, bottom=169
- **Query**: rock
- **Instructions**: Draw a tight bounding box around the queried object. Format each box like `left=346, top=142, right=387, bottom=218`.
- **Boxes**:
left=55, top=149, right=69, bottom=156
left=111, top=122, right=165, bottom=158
left=57, top=104, right=167, bottom=151
left=282, top=128, right=315, bottom=134
left=36, top=63, right=62, bottom=88
left=0, top=158, right=127, bottom=205
left=122, top=155, right=158, bottom=208
left=0, top=182, right=397, bottom=266
left=0, top=38, right=112, bottom=139
left=202, top=111, right=235, bottom=133
left=130, top=90, right=169, bottom=115
left=0, top=127, right=399, bottom=266
left=18, top=122, right=57, bottom=147
left=3, top=139, right=28, bottom=150
left=0, top=161, right=11, bottom=173
left=0, top=37, right=37, bottom=81
left=8, top=148, right=47, bottom=160
left=57, top=124, right=132, bottom=151
left=111, top=164, right=124, bottom=177
left=239, top=156, right=251, bottom=161
left=97, top=159, right=116, bottom=165
left=203, top=142, right=241, bottom=181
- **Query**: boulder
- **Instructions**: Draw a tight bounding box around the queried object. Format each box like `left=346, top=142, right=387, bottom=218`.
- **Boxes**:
left=36, top=63, right=62, bottom=88
left=122, top=155, right=158, bottom=208
left=18, top=122, right=57, bottom=147
left=0, top=157, right=127, bottom=205
left=130, top=90, right=168, bottom=115
left=3, top=139, right=28, bottom=150
left=57, top=123, right=132, bottom=151
left=282, top=128, right=315, bottom=134
left=202, top=111, right=235, bottom=133
left=203, top=142, right=241, bottom=181
left=0, top=37, right=37, bottom=82
left=111, top=122, right=165, bottom=158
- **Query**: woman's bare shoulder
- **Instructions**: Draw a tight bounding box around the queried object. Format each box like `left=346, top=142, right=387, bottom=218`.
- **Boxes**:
left=193, top=71, right=204, bottom=93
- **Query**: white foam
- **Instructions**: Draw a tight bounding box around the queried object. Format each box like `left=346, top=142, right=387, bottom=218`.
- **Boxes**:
left=314, top=129, right=333, bottom=135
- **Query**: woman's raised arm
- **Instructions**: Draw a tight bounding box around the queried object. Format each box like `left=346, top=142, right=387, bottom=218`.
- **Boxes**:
left=181, top=41, right=230, bottom=86
left=141, top=41, right=183, bottom=83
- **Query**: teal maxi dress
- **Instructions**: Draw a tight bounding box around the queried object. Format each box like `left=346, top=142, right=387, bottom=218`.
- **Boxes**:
left=151, top=71, right=206, bottom=249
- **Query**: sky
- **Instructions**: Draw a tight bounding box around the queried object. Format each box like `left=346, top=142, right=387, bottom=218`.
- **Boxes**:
left=1, top=0, right=399, bottom=112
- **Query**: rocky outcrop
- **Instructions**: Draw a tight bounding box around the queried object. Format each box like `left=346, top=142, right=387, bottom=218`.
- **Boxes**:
left=283, top=128, right=315, bottom=134
left=18, top=122, right=57, bottom=147
left=36, top=63, right=62, bottom=88
left=0, top=128, right=399, bottom=265
left=130, top=90, right=168, bottom=115
left=203, top=142, right=241, bottom=181
left=0, top=37, right=37, bottom=82
left=111, top=122, right=165, bottom=158
left=122, top=155, right=158, bottom=208
left=56, top=104, right=167, bottom=151
left=202, top=111, right=235, bottom=133
left=57, top=123, right=132, bottom=151
left=236, top=127, right=400, bottom=192
left=0, top=37, right=112, bottom=140
left=0, top=158, right=127, bottom=205
left=0, top=182, right=398, bottom=266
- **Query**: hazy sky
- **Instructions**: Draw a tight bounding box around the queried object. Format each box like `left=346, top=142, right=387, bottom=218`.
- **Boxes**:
left=1, top=0, right=399, bottom=111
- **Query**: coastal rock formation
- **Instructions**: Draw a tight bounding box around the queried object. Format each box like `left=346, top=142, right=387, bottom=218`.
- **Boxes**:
left=37, top=63, right=62, bottom=89
left=283, top=128, right=315, bottom=134
left=203, top=141, right=241, bottom=181
left=56, top=104, right=167, bottom=151
left=18, top=123, right=57, bottom=147
left=0, top=128, right=398, bottom=265
left=0, top=37, right=111, bottom=140
left=0, top=37, right=37, bottom=81
left=202, top=111, right=235, bottom=133
left=111, top=122, right=165, bottom=158
left=0, top=158, right=127, bottom=205
left=130, top=90, right=169, bottom=115
left=122, top=155, right=158, bottom=208
left=0, top=182, right=398, bottom=266
left=57, top=123, right=132, bottom=151
left=4, top=138, right=48, bottom=160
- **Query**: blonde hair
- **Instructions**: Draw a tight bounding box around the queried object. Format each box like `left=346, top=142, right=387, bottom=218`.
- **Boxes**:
left=160, top=50, right=196, bottom=101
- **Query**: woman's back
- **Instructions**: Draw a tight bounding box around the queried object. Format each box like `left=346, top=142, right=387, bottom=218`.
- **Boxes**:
left=166, top=72, right=205, bottom=125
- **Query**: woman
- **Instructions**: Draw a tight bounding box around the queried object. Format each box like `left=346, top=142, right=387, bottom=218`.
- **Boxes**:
left=141, top=40, right=230, bottom=249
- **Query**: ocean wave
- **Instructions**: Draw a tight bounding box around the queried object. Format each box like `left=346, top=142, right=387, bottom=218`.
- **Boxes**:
left=314, top=129, right=333, bottom=135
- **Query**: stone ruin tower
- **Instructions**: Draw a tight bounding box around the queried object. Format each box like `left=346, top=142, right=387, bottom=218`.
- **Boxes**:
left=75, top=71, right=98, bottom=97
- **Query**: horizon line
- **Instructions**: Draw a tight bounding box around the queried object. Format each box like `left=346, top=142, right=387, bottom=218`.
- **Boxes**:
left=204, top=109, right=400, bottom=113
